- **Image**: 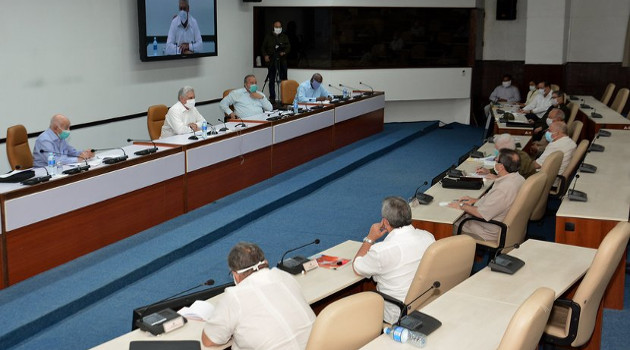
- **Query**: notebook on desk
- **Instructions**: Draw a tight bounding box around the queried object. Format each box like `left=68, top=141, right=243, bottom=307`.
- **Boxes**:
left=129, top=340, right=201, bottom=350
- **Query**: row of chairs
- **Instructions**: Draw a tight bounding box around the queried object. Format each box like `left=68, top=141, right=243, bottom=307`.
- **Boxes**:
left=601, top=83, right=629, bottom=115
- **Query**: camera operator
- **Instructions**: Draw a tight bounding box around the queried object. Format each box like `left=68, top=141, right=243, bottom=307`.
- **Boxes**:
left=261, top=20, right=291, bottom=105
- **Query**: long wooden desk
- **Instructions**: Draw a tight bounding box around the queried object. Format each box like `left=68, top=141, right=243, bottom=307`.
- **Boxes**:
left=361, top=239, right=598, bottom=349
left=90, top=240, right=364, bottom=350
left=556, top=129, right=630, bottom=310
left=411, top=136, right=531, bottom=239
left=573, top=95, right=630, bottom=140
left=491, top=103, right=534, bottom=136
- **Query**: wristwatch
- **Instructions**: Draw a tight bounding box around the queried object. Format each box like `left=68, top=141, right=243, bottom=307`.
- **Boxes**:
left=363, top=237, right=374, bottom=244
left=459, top=202, right=465, bottom=208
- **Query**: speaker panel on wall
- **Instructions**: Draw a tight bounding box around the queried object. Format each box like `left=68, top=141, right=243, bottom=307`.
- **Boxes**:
left=496, top=0, right=517, bottom=20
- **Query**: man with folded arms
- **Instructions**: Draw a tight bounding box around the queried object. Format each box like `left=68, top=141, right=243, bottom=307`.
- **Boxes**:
left=202, top=242, right=315, bottom=350
left=450, top=149, right=525, bottom=242
left=220, top=74, right=273, bottom=119
left=160, top=86, right=207, bottom=138
left=294, top=73, right=332, bottom=103
left=32, top=114, right=93, bottom=167
left=534, top=121, right=576, bottom=175
left=353, top=196, right=436, bottom=324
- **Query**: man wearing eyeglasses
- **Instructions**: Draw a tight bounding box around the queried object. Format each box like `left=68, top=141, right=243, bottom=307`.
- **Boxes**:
left=202, top=242, right=315, bottom=350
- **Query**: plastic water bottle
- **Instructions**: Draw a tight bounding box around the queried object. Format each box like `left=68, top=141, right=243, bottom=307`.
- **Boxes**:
left=342, top=87, right=349, bottom=99
left=47, top=152, right=57, bottom=176
left=293, top=100, right=299, bottom=114
left=153, top=37, right=158, bottom=56
left=201, top=121, right=208, bottom=139
left=384, top=326, right=426, bottom=348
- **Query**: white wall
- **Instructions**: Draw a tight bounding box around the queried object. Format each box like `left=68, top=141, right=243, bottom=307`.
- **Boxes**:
left=524, top=0, right=570, bottom=64
left=482, top=0, right=528, bottom=60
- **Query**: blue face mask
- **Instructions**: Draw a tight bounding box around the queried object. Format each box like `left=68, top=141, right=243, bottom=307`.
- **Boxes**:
left=249, top=84, right=258, bottom=93
left=311, top=80, right=321, bottom=90
left=493, top=149, right=499, bottom=157
left=545, top=131, right=553, bottom=143
left=59, top=129, right=71, bottom=140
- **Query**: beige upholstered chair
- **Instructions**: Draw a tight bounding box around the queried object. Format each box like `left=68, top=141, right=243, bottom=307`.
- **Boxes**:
left=566, top=102, right=579, bottom=125
left=377, top=235, right=476, bottom=321
left=543, top=222, right=630, bottom=347
left=550, top=84, right=560, bottom=92
left=610, top=87, right=629, bottom=114
left=549, top=139, right=589, bottom=198
left=600, top=82, right=616, bottom=105
left=530, top=152, right=563, bottom=221
left=457, top=172, right=547, bottom=257
left=497, top=287, right=555, bottom=350
left=567, top=120, right=583, bottom=143
left=280, top=79, right=299, bottom=105
left=6, top=125, right=34, bottom=170
left=147, top=104, right=168, bottom=140
left=305, top=292, right=384, bottom=350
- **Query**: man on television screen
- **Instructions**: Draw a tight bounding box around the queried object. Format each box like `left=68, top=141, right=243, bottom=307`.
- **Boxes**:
left=165, top=0, right=202, bottom=55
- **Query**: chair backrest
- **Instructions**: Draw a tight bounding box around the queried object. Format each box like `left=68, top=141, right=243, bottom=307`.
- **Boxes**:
left=502, top=172, right=547, bottom=248
left=530, top=152, right=563, bottom=221
left=147, top=104, right=168, bottom=140
left=610, top=87, right=629, bottom=114
left=600, top=82, right=616, bottom=105
left=305, top=292, right=384, bottom=350
left=281, top=79, right=299, bottom=105
left=550, top=84, right=560, bottom=92
left=566, top=102, right=579, bottom=125
left=403, top=235, right=476, bottom=312
left=497, top=287, right=555, bottom=350
left=6, top=125, right=34, bottom=170
left=567, top=120, right=583, bottom=143
left=551, top=139, right=589, bottom=196
left=570, top=222, right=630, bottom=346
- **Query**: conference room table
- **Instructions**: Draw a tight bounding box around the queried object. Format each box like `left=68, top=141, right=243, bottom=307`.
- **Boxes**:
left=491, top=103, right=534, bottom=136
left=572, top=95, right=630, bottom=140
left=361, top=239, right=598, bottom=349
left=90, top=240, right=364, bottom=350
left=410, top=136, right=531, bottom=239
left=555, top=129, right=630, bottom=310
left=0, top=93, right=385, bottom=289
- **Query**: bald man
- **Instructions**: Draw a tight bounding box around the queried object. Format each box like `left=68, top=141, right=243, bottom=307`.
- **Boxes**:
left=294, top=73, right=332, bottom=103
left=32, top=114, right=93, bottom=167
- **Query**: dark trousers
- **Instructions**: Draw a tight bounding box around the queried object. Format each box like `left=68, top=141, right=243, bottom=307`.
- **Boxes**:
left=267, top=60, right=287, bottom=102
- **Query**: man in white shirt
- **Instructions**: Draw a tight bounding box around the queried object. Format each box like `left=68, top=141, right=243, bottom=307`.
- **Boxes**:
left=534, top=121, right=577, bottom=175
left=202, top=242, right=315, bottom=350
left=353, top=196, right=435, bottom=324
left=484, top=74, right=521, bottom=117
left=522, top=80, right=539, bottom=106
left=160, top=86, right=207, bottom=138
left=165, top=0, right=203, bottom=55
left=220, top=74, right=273, bottom=119
left=294, top=73, right=332, bottom=103
left=519, top=80, right=553, bottom=120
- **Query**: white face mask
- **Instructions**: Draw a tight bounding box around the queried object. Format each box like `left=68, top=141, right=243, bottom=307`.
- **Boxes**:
left=546, top=118, right=553, bottom=126
left=538, top=88, right=545, bottom=95
left=529, top=85, right=536, bottom=91
left=494, top=162, right=501, bottom=174
left=178, top=10, right=188, bottom=24
left=552, top=98, right=559, bottom=106
left=184, top=98, right=195, bottom=109
left=502, top=81, right=511, bottom=87
left=273, top=27, right=282, bottom=35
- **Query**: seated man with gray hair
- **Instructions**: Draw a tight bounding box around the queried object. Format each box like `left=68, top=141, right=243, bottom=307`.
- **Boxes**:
left=160, top=85, right=207, bottom=138
left=530, top=108, right=566, bottom=155
left=220, top=74, right=273, bottom=119
left=534, top=121, right=576, bottom=175
left=202, top=242, right=315, bottom=349
left=476, top=133, right=536, bottom=179
left=353, top=196, right=436, bottom=324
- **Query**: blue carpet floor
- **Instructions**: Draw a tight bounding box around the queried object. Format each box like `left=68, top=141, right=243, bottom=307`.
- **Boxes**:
left=1, top=121, right=627, bottom=349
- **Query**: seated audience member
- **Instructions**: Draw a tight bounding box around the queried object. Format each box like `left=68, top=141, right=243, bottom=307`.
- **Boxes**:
left=160, top=86, right=207, bottom=138
left=519, top=81, right=553, bottom=120
left=220, top=74, right=273, bottom=119
left=530, top=108, right=566, bottom=155
left=484, top=74, right=521, bottom=116
left=530, top=91, right=569, bottom=132
left=450, top=149, right=525, bottom=242
left=202, top=242, right=315, bottom=350
left=32, top=114, right=93, bottom=167
left=476, top=133, right=536, bottom=179
left=521, top=80, right=538, bottom=106
left=353, top=196, right=436, bottom=324
left=534, top=121, right=576, bottom=175
left=294, top=73, right=332, bottom=103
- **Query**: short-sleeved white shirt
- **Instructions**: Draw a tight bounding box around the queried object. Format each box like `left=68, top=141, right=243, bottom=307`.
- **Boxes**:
left=537, top=136, right=577, bottom=175
left=203, top=268, right=315, bottom=350
left=353, top=225, right=435, bottom=323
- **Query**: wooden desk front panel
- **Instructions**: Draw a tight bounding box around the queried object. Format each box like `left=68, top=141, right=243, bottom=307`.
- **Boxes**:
left=4, top=176, right=185, bottom=287
left=556, top=216, right=625, bottom=310
left=412, top=220, right=454, bottom=240
left=186, top=147, right=272, bottom=211
left=271, top=126, right=334, bottom=176
left=333, top=109, right=384, bottom=150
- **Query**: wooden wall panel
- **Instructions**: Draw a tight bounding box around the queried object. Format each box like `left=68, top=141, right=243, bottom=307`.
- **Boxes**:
left=333, top=109, right=384, bottom=150
left=412, top=220, right=454, bottom=241
left=271, top=126, right=334, bottom=176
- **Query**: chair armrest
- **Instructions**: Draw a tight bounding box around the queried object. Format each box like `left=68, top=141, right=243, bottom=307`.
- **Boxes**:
left=372, top=291, right=407, bottom=319
left=550, top=175, right=567, bottom=198
left=456, top=216, right=508, bottom=249
left=543, top=298, right=581, bottom=346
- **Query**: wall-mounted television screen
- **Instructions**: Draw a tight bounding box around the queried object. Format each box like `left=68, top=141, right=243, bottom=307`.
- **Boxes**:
left=138, top=0, right=217, bottom=62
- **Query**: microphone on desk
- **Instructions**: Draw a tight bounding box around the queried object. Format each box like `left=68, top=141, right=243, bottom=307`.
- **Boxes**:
left=188, top=125, right=199, bottom=140
left=359, top=81, right=374, bottom=95
left=92, top=147, right=128, bottom=164
left=151, top=279, right=216, bottom=306
left=233, top=115, right=247, bottom=128
left=339, top=83, right=360, bottom=98
left=328, top=84, right=349, bottom=100
left=20, top=165, right=52, bottom=185
left=217, top=118, right=229, bottom=132
left=588, top=139, right=605, bottom=152
left=127, top=138, right=158, bottom=156
left=39, top=149, right=90, bottom=174
left=488, top=243, right=524, bottom=274
left=277, top=239, right=321, bottom=275
left=411, top=181, right=433, bottom=205
left=567, top=173, right=588, bottom=202
left=394, top=281, right=442, bottom=333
